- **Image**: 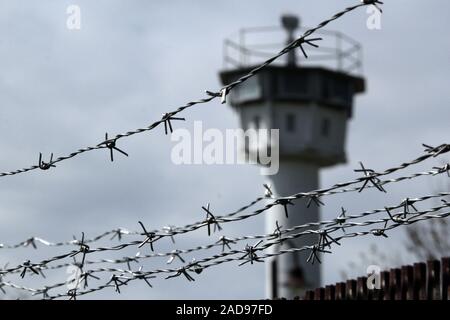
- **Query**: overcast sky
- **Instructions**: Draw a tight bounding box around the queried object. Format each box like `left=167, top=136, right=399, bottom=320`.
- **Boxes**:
left=0, top=0, right=449, bottom=299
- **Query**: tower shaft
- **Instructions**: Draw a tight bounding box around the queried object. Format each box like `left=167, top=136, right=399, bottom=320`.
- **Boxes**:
left=220, top=15, right=365, bottom=300
left=264, top=161, right=320, bottom=299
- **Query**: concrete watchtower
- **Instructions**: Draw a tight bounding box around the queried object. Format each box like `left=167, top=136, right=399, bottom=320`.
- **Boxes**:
left=220, top=15, right=365, bottom=298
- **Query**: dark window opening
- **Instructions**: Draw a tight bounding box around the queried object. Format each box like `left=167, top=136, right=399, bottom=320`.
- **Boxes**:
left=321, top=118, right=331, bottom=137
left=253, top=116, right=260, bottom=130
left=321, top=79, right=331, bottom=99
left=286, top=113, right=296, bottom=133
left=334, top=81, right=349, bottom=102
left=282, top=74, right=309, bottom=96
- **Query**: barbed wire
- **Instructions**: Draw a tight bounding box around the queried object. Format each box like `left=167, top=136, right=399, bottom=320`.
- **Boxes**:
left=2, top=143, right=450, bottom=298
left=0, top=167, right=446, bottom=281
left=0, top=196, right=266, bottom=251
left=1, top=142, right=448, bottom=251
left=0, top=1, right=379, bottom=179
left=2, top=195, right=449, bottom=298
left=49, top=210, right=450, bottom=299
left=2, top=190, right=449, bottom=279
left=2, top=199, right=449, bottom=299
left=0, top=143, right=448, bottom=280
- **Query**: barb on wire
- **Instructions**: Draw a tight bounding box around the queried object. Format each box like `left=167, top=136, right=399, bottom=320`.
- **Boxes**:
left=401, top=198, right=419, bottom=217
left=137, top=221, right=160, bottom=251
left=20, top=260, right=40, bottom=279
left=433, top=163, right=450, bottom=177
left=124, top=252, right=141, bottom=270
left=38, top=153, right=56, bottom=170
left=189, top=258, right=204, bottom=275
left=423, top=143, right=450, bottom=157
left=110, top=228, right=127, bottom=241
left=216, top=236, right=236, bottom=252
left=80, top=271, right=100, bottom=289
left=162, top=113, right=185, bottom=135
left=272, top=221, right=283, bottom=240
left=371, top=221, right=389, bottom=238
left=108, top=274, right=128, bottom=294
left=163, top=226, right=176, bottom=244
left=306, top=194, right=324, bottom=208
left=275, top=198, right=294, bottom=218
left=0, top=276, right=5, bottom=294
left=98, top=133, right=129, bottom=162
left=69, top=232, right=90, bottom=268
left=297, top=37, right=322, bottom=58
left=306, top=245, right=331, bottom=265
left=67, top=289, right=77, bottom=300
left=385, top=207, right=408, bottom=224
left=167, top=250, right=185, bottom=264
left=263, top=184, right=274, bottom=198
left=132, top=267, right=155, bottom=288
left=238, top=240, right=264, bottom=266
left=70, top=257, right=83, bottom=271
left=354, top=161, right=386, bottom=193
left=317, top=229, right=341, bottom=250
left=33, top=287, right=50, bottom=300
left=166, top=266, right=196, bottom=282
left=202, top=203, right=222, bottom=236
left=23, top=237, right=38, bottom=249
left=206, top=88, right=228, bottom=104
left=335, top=207, right=347, bottom=232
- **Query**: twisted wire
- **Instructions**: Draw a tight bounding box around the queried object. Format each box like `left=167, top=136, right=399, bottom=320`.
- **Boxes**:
left=0, top=2, right=372, bottom=179
left=7, top=204, right=447, bottom=300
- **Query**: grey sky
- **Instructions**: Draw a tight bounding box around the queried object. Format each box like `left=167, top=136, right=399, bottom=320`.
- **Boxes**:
left=0, top=0, right=449, bottom=299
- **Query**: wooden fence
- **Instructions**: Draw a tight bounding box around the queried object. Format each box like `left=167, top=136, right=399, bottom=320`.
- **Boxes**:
left=299, top=257, right=449, bottom=300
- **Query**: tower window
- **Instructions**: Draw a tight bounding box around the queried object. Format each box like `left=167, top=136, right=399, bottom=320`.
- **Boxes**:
left=253, top=116, right=261, bottom=130
left=286, top=113, right=296, bottom=133
left=321, top=118, right=331, bottom=137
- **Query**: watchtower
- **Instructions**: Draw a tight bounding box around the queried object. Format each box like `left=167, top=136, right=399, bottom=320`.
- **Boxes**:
left=220, top=15, right=366, bottom=298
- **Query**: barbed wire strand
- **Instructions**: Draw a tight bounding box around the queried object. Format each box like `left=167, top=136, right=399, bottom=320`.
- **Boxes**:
left=2, top=190, right=449, bottom=279
left=2, top=201, right=448, bottom=299
left=0, top=144, right=449, bottom=278
left=0, top=1, right=376, bottom=179
left=1, top=143, right=448, bottom=251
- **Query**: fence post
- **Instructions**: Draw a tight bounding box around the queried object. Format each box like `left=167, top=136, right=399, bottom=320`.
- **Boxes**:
left=314, top=288, right=325, bottom=300
left=413, top=262, right=427, bottom=300
left=401, top=265, right=414, bottom=300
left=356, top=277, right=368, bottom=300
left=427, top=260, right=441, bottom=300
left=380, top=271, right=390, bottom=300
left=442, top=257, right=449, bottom=301
left=335, top=282, right=346, bottom=300
left=346, top=279, right=357, bottom=300
left=297, top=257, right=449, bottom=301
left=325, top=285, right=336, bottom=300
left=303, top=290, right=314, bottom=300
left=389, top=268, right=402, bottom=300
